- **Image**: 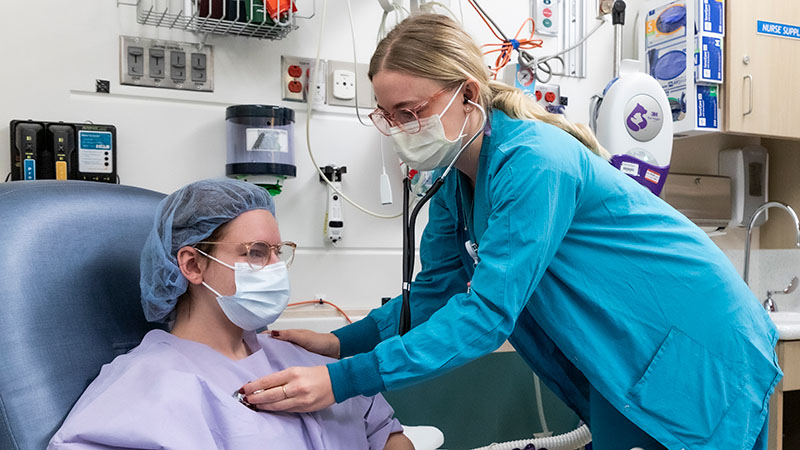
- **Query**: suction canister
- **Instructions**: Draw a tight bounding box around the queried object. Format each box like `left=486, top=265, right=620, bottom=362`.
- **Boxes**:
left=225, top=105, right=296, bottom=195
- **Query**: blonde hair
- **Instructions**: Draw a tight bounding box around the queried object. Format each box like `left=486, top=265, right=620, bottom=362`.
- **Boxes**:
left=369, top=14, right=611, bottom=160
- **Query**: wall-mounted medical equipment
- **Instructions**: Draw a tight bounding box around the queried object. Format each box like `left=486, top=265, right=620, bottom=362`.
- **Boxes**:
left=533, top=0, right=560, bottom=36
left=120, top=36, right=214, bottom=92
left=225, top=105, right=296, bottom=195
left=9, top=120, right=117, bottom=183
left=660, top=173, right=731, bottom=230
left=319, top=165, right=346, bottom=244
left=592, top=1, right=674, bottom=196
left=639, top=0, right=724, bottom=136
left=719, top=146, right=769, bottom=228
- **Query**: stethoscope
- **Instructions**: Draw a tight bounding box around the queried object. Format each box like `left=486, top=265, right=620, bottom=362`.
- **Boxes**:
left=398, top=102, right=487, bottom=335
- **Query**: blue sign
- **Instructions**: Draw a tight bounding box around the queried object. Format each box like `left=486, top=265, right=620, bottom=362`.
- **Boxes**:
left=757, top=20, right=800, bottom=40
left=78, top=131, right=112, bottom=151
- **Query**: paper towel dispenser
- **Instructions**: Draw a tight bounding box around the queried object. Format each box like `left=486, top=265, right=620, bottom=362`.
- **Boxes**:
left=661, top=173, right=732, bottom=229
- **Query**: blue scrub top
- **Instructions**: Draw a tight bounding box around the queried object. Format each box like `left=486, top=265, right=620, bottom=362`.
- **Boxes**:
left=329, top=110, right=781, bottom=450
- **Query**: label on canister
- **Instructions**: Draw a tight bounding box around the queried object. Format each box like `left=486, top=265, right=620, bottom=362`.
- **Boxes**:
left=246, top=128, right=288, bottom=152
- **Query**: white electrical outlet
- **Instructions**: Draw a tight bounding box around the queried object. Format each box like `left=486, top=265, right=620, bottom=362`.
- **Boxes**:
left=332, top=70, right=356, bottom=100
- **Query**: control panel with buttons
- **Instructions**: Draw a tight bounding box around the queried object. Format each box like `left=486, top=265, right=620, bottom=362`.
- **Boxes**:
left=120, top=36, right=213, bottom=92
left=534, top=0, right=560, bottom=36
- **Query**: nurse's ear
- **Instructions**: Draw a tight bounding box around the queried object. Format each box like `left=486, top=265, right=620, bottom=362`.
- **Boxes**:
left=177, top=246, right=207, bottom=285
left=462, top=79, right=481, bottom=110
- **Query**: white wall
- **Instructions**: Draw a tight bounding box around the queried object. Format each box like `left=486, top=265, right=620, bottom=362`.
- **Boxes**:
left=0, top=0, right=662, bottom=310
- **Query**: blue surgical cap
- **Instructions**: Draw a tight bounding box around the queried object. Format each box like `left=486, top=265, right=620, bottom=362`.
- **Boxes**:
left=140, top=178, right=276, bottom=322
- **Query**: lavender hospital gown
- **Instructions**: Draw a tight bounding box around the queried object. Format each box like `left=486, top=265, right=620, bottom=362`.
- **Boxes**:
left=48, top=330, right=403, bottom=449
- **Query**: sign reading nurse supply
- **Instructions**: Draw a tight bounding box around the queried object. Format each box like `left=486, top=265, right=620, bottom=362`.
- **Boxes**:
left=757, top=20, right=800, bottom=40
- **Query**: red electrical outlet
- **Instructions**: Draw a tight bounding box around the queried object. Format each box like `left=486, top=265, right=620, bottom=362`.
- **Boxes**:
left=535, top=84, right=560, bottom=108
left=288, top=65, right=303, bottom=78
left=288, top=80, right=303, bottom=93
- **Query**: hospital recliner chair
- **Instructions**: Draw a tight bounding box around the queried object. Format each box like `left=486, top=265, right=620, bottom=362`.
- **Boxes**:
left=0, top=181, right=166, bottom=450
left=0, top=180, right=444, bottom=450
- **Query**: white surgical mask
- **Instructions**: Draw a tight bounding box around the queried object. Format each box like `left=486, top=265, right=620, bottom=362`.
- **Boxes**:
left=390, top=83, right=482, bottom=172
left=197, top=249, right=290, bottom=331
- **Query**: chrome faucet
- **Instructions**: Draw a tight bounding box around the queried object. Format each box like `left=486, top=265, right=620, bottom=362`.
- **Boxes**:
left=743, top=201, right=800, bottom=286
left=763, top=276, right=798, bottom=312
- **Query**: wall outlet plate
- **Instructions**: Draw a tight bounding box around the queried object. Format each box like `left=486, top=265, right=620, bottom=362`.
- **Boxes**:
left=326, top=60, right=374, bottom=109
left=281, top=56, right=327, bottom=106
left=120, top=36, right=213, bottom=92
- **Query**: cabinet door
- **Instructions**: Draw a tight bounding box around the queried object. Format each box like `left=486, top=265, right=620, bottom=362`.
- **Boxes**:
left=726, top=0, right=800, bottom=139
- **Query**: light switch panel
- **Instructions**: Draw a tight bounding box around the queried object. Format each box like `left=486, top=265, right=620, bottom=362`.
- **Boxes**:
left=120, top=36, right=213, bottom=92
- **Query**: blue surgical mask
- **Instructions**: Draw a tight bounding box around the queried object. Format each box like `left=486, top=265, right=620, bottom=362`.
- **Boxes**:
left=196, top=249, right=290, bottom=331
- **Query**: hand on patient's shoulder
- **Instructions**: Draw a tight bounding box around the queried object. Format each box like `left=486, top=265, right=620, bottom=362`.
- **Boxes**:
left=265, top=329, right=340, bottom=359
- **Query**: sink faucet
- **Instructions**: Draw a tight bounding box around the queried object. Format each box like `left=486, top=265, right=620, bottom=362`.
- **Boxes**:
left=743, top=201, right=800, bottom=286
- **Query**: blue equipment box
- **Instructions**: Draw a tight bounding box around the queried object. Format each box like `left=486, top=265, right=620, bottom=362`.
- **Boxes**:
left=697, top=0, right=724, bottom=35
left=695, top=33, right=723, bottom=83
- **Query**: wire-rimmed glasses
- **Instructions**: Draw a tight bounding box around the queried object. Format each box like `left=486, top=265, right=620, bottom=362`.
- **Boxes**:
left=368, top=86, right=454, bottom=136
left=195, top=241, right=297, bottom=270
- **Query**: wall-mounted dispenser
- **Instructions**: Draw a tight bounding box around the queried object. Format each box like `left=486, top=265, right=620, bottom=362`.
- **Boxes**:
left=719, top=145, right=768, bottom=227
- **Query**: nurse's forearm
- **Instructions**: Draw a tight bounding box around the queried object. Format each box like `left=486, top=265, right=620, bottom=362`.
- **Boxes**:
left=332, top=315, right=383, bottom=358
left=327, top=351, right=385, bottom=402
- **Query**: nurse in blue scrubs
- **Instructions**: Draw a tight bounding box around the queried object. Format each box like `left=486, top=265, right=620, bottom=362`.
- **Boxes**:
left=242, top=14, right=781, bottom=450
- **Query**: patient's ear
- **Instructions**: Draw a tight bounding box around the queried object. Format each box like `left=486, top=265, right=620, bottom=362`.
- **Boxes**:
left=177, top=247, right=205, bottom=285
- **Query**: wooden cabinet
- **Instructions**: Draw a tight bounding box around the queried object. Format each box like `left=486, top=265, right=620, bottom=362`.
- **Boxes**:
left=769, top=339, right=800, bottom=450
left=725, top=1, right=800, bottom=140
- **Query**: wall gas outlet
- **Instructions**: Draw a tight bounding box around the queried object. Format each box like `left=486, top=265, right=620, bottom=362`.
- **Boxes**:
left=120, top=36, right=213, bottom=92
left=326, top=60, right=374, bottom=109
left=332, top=70, right=356, bottom=100
left=597, top=0, right=613, bottom=18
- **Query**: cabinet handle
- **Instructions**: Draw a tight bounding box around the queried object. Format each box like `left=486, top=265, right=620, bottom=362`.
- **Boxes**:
left=743, top=74, right=754, bottom=116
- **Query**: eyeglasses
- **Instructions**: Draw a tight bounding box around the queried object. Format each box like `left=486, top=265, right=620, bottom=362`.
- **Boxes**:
left=368, top=86, right=455, bottom=136
left=195, top=241, right=297, bottom=270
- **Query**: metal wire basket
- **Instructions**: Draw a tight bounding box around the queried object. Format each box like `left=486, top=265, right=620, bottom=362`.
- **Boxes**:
left=122, top=0, right=312, bottom=40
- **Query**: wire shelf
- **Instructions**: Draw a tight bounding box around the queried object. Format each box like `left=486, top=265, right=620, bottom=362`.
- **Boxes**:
left=124, top=0, right=312, bottom=40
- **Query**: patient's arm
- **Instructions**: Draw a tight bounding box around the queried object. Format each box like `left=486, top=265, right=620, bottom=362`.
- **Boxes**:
left=384, top=432, right=414, bottom=450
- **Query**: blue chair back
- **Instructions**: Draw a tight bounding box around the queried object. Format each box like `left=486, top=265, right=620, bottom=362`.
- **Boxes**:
left=0, top=180, right=166, bottom=450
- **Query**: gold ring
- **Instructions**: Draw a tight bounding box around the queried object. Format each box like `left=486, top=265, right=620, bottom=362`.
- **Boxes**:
left=282, top=385, right=288, bottom=399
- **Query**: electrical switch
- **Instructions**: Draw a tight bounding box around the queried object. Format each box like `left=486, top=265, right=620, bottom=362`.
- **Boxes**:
left=127, top=46, right=144, bottom=77
left=171, top=50, right=186, bottom=82
left=121, top=36, right=213, bottom=91
left=149, top=48, right=165, bottom=78
left=191, top=53, right=207, bottom=82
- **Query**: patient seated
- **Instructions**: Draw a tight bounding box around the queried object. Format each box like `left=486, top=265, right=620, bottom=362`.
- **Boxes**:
left=48, top=179, right=411, bottom=450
